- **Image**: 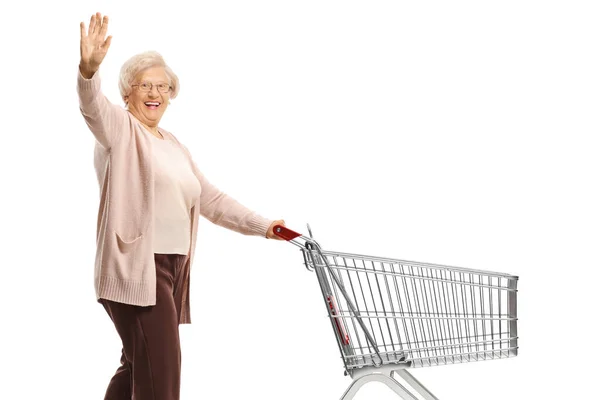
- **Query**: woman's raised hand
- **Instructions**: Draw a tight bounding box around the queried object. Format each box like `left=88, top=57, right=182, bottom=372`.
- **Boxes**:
left=79, top=12, right=112, bottom=78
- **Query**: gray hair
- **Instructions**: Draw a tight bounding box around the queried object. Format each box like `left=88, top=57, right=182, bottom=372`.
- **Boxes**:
left=118, top=51, right=180, bottom=103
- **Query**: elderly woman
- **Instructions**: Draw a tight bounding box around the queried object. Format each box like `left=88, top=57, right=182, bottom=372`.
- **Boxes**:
left=78, top=12, right=285, bottom=400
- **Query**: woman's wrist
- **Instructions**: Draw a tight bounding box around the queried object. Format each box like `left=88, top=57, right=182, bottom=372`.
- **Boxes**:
left=79, top=62, right=98, bottom=79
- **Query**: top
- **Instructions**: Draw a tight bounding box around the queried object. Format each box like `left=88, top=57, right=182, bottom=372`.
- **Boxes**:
left=151, top=133, right=201, bottom=254
left=77, top=68, right=273, bottom=324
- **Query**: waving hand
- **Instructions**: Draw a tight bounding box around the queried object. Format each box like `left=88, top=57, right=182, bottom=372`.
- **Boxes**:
left=79, top=12, right=112, bottom=78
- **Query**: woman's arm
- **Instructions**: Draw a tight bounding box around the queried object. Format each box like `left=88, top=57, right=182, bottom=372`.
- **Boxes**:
left=77, top=13, right=126, bottom=150
left=198, top=169, right=273, bottom=237
left=178, top=143, right=280, bottom=238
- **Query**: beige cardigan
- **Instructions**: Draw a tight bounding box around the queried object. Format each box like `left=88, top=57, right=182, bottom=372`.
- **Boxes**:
left=77, top=69, right=273, bottom=324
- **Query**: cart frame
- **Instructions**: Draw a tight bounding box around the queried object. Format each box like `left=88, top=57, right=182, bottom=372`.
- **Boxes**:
left=275, top=224, right=519, bottom=400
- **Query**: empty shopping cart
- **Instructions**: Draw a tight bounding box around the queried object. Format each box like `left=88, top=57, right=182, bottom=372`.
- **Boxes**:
left=274, top=225, right=518, bottom=400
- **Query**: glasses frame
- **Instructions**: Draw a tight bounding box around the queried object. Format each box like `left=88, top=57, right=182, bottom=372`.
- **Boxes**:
left=132, top=81, right=172, bottom=94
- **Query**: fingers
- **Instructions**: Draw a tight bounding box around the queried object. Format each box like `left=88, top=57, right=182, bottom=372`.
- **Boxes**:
left=88, top=12, right=109, bottom=38
left=80, top=21, right=86, bottom=39
left=99, top=15, right=109, bottom=38
left=267, top=220, right=287, bottom=240
left=89, top=13, right=97, bottom=35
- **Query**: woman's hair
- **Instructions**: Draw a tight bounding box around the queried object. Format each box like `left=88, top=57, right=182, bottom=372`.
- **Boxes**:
left=118, top=50, right=180, bottom=103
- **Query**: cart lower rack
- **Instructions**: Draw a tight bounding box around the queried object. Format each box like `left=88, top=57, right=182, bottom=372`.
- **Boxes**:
left=275, top=225, right=518, bottom=400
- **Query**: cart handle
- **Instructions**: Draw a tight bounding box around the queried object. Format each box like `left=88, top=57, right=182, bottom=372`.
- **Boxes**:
left=275, top=223, right=385, bottom=368
left=273, top=225, right=302, bottom=241
left=273, top=224, right=323, bottom=250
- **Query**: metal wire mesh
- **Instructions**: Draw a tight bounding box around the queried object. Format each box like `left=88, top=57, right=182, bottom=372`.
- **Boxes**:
left=302, top=249, right=519, bottom=370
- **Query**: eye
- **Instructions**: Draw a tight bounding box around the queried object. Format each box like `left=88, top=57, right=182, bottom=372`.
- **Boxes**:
left=141, top=82, right=152, bottom=90
left=158, top=84, right=169, bottom=91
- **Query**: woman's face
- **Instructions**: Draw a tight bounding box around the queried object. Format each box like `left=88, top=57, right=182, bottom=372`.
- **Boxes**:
left=125, top=66, right=171, bottom=128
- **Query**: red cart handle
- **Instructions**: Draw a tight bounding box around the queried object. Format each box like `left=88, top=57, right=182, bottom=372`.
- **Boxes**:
left=273, top=224, right=302, bottom=241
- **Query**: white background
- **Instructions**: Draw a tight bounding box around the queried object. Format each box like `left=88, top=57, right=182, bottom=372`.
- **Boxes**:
left=1, top=0, right=599, bottom=399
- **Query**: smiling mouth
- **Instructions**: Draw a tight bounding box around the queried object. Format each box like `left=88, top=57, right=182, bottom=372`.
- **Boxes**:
left=144, top=102, right=161, bottom=110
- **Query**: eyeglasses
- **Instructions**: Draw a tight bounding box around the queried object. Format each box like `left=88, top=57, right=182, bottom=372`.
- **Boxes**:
left=132, top=82, right=171, bottom=93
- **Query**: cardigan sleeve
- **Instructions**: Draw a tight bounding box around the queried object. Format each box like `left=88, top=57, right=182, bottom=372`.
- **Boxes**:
left=179, top=143, right=273, bottom=238
left=77, top=68, right=128, bottom=150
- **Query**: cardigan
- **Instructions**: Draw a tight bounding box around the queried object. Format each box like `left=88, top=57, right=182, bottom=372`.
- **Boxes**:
left=77, top=68, right=273, bottom=324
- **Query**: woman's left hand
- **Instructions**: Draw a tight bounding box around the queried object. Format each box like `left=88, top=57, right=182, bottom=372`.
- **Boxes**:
left=266, top=219, right=286, bottom=240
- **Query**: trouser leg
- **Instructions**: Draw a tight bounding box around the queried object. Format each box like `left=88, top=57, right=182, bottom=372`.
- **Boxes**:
left=100, top=253, right=188, bottom=400
left=102, top=349, right=131, bottom=400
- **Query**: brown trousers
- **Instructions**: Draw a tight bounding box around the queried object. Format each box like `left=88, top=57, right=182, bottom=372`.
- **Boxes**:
left=99, top=253, right=189, bottom=400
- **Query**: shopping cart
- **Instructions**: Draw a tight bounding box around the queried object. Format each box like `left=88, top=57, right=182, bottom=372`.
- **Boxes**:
left=274, top=224, right=518, bottom=400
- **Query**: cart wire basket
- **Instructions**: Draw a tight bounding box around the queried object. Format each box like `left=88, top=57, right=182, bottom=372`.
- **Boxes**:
left=274, top=224, right=519, bottom=400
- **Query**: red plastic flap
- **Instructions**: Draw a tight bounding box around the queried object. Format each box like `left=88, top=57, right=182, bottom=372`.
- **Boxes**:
left=273, top=225, right=302, bottom=241
left=328, top=295, right=350, bottom=346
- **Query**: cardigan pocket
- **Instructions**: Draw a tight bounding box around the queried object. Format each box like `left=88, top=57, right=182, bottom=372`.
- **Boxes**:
left=114, top=230, right=144, bottom=253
